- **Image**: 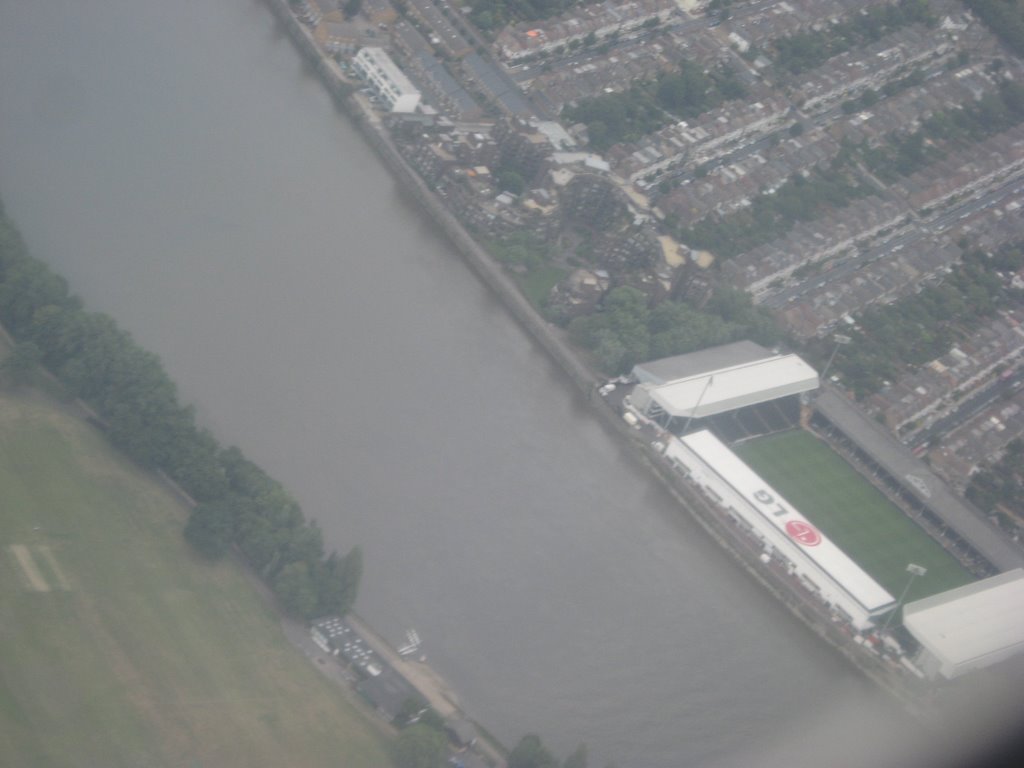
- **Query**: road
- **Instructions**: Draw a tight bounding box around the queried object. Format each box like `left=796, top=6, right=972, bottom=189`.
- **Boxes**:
left=911, top=366, right=1024, bottom=452
left=505, top=17, right=711, bottom=86
left=760, top=172, right=1024, bottom=309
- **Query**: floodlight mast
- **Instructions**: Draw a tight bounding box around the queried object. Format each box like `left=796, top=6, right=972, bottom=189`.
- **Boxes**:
left=880, top=563, right=928, bottom=635
left=821, top=333, right=852, bottom=383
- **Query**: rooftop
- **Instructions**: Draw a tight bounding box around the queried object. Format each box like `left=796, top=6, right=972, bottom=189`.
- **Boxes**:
left=678, top=430, right=896, bottom=613
left=632, top=340, right=772, bottom=385
left=633, top=347, right=819, bottom=419
left=904, top=569, right=1024, bottom=669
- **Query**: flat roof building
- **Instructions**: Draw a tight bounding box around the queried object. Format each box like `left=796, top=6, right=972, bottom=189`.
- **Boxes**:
left=353, top=47, right=421, bottom=113
left=903, top=569, right=1024, bottom=679
left=630, top=343, right=819, bottom=425
left=665, top=430, right=895, bottom=630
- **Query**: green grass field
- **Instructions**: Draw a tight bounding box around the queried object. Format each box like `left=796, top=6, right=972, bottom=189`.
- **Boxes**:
left=0, top=389, right=393, bottom=768
left=515, top=264, right=569, bottom=309
left=736, top=430, right=973, bottom=603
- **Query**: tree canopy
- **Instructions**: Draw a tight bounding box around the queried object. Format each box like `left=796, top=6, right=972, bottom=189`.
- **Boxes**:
left=567, top=285, right=779, bottom=374
left=832, top=244, right=1022, bottom=398
left=0, top=202, right=363, bottom=622
left=772, top=0, right=934, bottom=74
left=394, top=724, right=448, bottom=768
left=966, top=0, right=1024, bottom=58
left=509, top=734, right=559, bottom=768
left=678, top=166, right=866, bottom=258
left=563, top=61, right=746, bottom=152
left=0, top=340, right=42, bottom=386
left=967, top=439, right=1024, bottom=534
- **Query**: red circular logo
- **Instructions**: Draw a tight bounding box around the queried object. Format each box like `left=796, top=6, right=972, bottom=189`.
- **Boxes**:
left=785, top=520, right=822, bottom=546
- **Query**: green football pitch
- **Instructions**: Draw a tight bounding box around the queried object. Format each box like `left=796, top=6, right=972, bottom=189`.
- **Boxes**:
left=735, top=430, right=973, bottom=603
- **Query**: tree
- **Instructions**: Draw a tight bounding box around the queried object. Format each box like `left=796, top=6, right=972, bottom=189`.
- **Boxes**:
left=0, top=259, right=71, bottom=332
left=0, top=340, right=41, bottom=386
left=509, top=734, right=558, bottom=768
left=0, top=212, right=30, bottom=275
left=236, top=513, right=281, bottom=572
left=564, top=744, right=588, bottom=768
left=279, top=519, right=325, bottom=569
left=314, top=544, right=363, bottom=616
left=0, top=206, right=374, bottom=640
left=184, top=501, right=234, bottom=559
left=393, top=723, right=447, bottom=768
left=336, top=544, right=363, bottom=615
left=273, top=560, right=318, bottom=618
left=395, top=696, right=430, bottom=727
left=497, top=169, right=525, bottom=195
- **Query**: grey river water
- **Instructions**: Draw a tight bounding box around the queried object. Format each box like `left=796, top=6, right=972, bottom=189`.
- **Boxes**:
left=0, top=1, right=902, bottom=765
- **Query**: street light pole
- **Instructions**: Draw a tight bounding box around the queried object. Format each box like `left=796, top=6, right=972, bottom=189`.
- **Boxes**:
left=821, top=333, right=852, bottom=383
left=880, top=563, right=927, bottom=635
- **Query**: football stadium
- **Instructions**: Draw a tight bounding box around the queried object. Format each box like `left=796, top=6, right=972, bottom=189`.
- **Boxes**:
left=735, top=430, right=972, bottom=604
left=627, top=342, right=1024, bottom=636
left=665, top=429, right=896, bottom=630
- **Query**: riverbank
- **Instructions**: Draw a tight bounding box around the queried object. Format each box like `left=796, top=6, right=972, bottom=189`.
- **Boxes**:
left=264, top=0, right=928, bottom=724
left=0, top=383, right=392, bottom=768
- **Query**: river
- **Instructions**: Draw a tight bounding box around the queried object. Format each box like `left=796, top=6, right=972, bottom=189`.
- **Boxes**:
left=0, top=1, right=893, bottom=765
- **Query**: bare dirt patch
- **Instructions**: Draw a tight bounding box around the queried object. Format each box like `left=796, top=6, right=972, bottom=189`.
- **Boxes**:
left=9, top=544, right=50, bottom=592
left=35, top=545, right=71, bottom=590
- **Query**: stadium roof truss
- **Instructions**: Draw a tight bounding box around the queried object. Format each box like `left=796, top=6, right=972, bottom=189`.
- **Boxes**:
left=631, top=351, right=819, bottom=422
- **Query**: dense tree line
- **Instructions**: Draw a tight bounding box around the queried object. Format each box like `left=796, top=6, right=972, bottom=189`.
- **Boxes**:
left=563, top=88, right=665, bottom=151
left=773, top=0, right=934, bottom=75
left=833, top=79, right=1024, bottom=184
left=919, top=79, right=1024, bottom=145
left=677, top=166, right=867, bottom=258
left=833, top=244, right=1023, bottom=397
left=393, top=723, right=448, bottom=768
left=0, top=200, right=361, bottom=620
left=859, top=130, right=936, bottom=182
left=966, top=0, right=1024, bottom=58
left=391, top=702, right=592, bottom=768
left=508, top=735, right=590, bottom=768
left=563, top=61, right=746, bottom=152
left=966, top=439, right=1024, bottom=531
left=567, top=285, right=780, bottom=374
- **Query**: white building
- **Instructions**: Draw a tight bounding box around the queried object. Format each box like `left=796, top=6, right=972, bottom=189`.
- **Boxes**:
left=630, top=341, right=819, bottom=425
left=353, top=47, right=421, bottom=113
left=903, top=569, right=1024, bottom=679
left=665, top=430, right=895, bottom=630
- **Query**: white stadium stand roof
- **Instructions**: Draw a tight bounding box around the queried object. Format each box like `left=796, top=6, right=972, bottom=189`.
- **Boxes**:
left=666, top=430, right=894, bottom=629
left=631, top=345, right=819, bottom=420
left=633, top=341, right=771, bottom=386
left=903, top=569, right=1024, bottom=679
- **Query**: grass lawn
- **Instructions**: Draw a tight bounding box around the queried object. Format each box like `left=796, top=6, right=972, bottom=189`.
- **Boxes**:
left=0, top=389, right=393, bottom=768
left=736, top=430, right=973, bottom=604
